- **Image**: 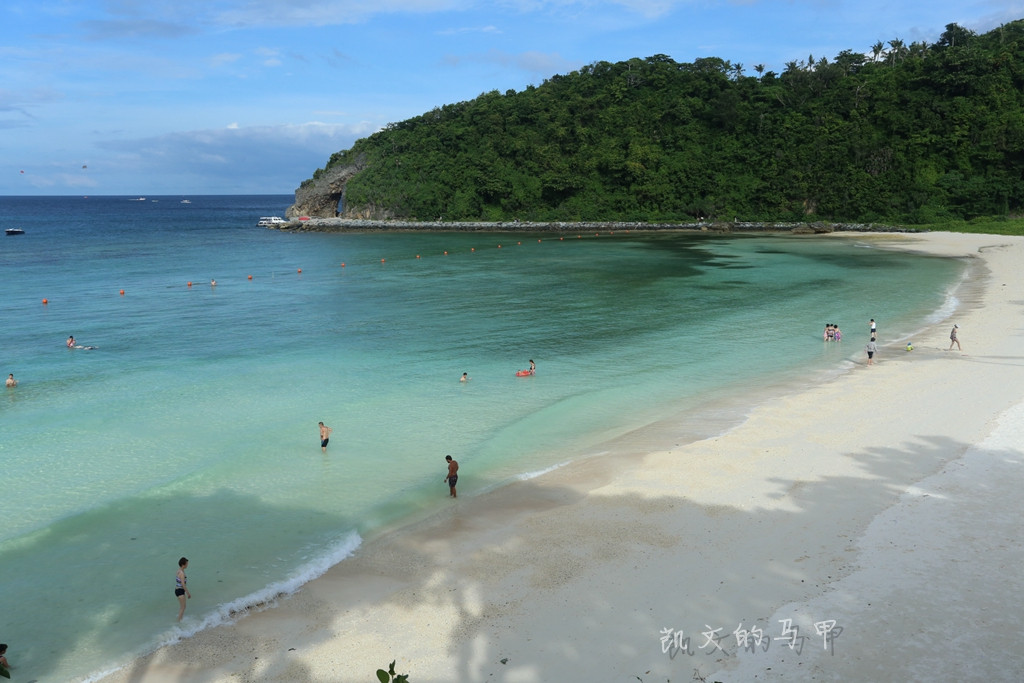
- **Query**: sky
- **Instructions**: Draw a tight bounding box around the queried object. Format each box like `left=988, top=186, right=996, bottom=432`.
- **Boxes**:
left=2, top=1, right=1022, bottom=197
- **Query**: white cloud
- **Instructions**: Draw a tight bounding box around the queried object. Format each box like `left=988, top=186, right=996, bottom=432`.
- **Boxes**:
left=209, top=0, right=469, bottom=29
left=436, top=25, right=501, bottom=35
left=209, top=52, right=242, bottom=67
left=86, top=121, right=381, bottom=192
left=443, top=48, right=580, bottom=76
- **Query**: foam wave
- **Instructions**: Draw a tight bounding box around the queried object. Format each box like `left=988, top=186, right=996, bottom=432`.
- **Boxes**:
left=180, top=530, right=362, bottom=637
left=923, top=290, right=960, bottom=326
left=81, top=531, right=362, bottom=683
left=515, top=461, right=570, bottom=481
left=888, top=276, right=963, bottom=345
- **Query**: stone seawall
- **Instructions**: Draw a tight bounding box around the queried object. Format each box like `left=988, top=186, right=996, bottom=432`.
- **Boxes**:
left=269, top=218, right=921, bottom=234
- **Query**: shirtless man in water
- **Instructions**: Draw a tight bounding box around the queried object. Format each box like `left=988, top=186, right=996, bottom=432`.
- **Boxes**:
left=444, top=455, right=459, bottom=498
left=319, top=421, right=333, bottom=453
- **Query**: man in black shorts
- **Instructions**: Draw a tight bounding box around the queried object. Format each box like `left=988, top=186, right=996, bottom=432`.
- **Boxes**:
left=444, top=455, right=459, bottom=498
left=319, top=421, right=333, bottom=453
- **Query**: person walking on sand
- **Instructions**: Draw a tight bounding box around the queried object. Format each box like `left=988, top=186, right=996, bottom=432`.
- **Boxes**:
left=444, top=455, right=459, bottom=498
left=5, top=373, right=15, bottom=388
left=175, top=557, right=191, bottom=621
left=949, top=324, right=961, bottom=351
left=319, top=421, right=333, bottom=453
left=865, top=337, right=878, bottom=365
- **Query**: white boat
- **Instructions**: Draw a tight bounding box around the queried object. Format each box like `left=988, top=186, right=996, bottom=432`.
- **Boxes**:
left=257, top=216, right=287, bottom=227
left=180, top=199, right=191, bottom=204
left=6, top=227, right=25, bottom=236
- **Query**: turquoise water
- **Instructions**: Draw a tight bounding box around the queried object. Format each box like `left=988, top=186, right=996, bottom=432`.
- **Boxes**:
left=0, top=196, right=965, bottom=681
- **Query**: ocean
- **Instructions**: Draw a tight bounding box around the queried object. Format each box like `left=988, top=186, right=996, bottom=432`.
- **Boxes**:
left=0, top=195, right=966, bottom=682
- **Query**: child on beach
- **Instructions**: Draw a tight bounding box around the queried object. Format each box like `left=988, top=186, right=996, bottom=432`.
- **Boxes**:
left=175, top=557, right=191, bottom=621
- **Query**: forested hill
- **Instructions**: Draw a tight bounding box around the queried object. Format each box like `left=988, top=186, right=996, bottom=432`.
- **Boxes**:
left=299, top=21, right=1024, bottom=224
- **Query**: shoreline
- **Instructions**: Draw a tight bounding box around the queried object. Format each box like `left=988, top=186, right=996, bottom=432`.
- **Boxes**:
left=270, top=217, right=922, bottom=234
left=99, top=232, right=1024, bottom=683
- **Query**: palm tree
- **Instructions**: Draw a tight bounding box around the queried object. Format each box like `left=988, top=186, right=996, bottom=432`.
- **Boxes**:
left=871, top=41, right=885, bottom=63
left=887, top=39, right=906, bottom=64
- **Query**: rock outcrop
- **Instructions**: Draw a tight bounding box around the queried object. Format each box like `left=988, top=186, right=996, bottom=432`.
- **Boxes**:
left=286, top=156, right=368, bottom=219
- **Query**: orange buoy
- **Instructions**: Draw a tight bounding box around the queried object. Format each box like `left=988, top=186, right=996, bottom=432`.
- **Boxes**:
left=341, top=262, right=346, bottom=267
left=187, top=282, right=192, bottom=287
left=119, top=289, right=125, bottom=296
left=297, top=268, right=302, bottom=273
left=444, top=250, right=448, bottom=255
left=247, top=275, right=253, bottom=280
left=416, top=254, right=421, bottom=259
left=497, top=244, right=502, bottom=248
left=538, top=239, right=542, bottom=242
left=578, top=235, right=582, bottom=239
left=595, top=233, right=599, bottom=236
left=42, top=298, right=48, bottom=304
left=381, top=258, right=386, bottom=263
left=471, top=247, right=475, bottom=252
left=517, top=241, right=521, bottom=245
left=559, top=237, right=564, bottom=241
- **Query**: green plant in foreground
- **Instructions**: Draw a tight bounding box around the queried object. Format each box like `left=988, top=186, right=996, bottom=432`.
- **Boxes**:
left=376, top=660, right=410, bottom=683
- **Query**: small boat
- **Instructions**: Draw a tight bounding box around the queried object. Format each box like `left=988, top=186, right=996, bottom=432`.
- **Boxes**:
left=131, top=197, right=146, bottom=201
left=257, top=216, right=287, bottom=227
left=180, top=199, right=191, bottom=204
left=5, top=228, right=25, bottom=236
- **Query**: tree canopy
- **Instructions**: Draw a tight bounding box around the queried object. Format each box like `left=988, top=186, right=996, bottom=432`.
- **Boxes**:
left=306, top=20, right=1024, bottom=223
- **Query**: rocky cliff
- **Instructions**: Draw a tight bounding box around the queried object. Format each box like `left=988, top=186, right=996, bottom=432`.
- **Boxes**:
left=286, top=155, right=384, bottom=219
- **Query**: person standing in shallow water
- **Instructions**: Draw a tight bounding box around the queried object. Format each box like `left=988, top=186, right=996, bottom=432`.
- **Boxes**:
left=319, top=421, right=333, bottom=453
left=175, top=557, right=191, bottom=621
left=444, top=455, right=459, bottom=498
left=865, top=337, right=878, bottom=365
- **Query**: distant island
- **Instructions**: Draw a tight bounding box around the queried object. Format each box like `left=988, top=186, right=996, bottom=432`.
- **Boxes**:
left=288, top=20, right=1024, bottom=226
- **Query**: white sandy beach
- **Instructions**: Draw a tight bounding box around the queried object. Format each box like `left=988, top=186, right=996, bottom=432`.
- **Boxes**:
left=102, top=232, right=1024, bottom=683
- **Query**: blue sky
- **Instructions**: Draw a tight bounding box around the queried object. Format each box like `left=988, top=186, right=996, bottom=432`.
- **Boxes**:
left=2, top=1, right=1021, bottom=196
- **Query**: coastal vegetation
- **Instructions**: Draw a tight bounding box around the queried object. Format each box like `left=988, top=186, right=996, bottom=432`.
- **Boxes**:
left=304, top=20, right=1024, bottom=226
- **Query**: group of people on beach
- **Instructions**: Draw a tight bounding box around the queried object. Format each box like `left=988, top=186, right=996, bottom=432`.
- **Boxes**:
left=861, top=318, right=961, bottom=366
